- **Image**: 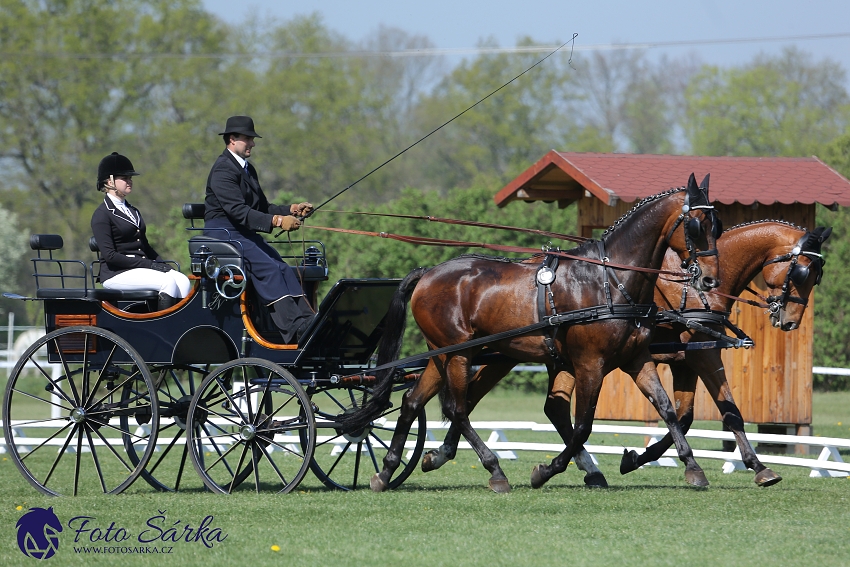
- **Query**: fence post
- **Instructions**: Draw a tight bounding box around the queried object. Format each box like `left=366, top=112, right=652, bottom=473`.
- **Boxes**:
left=6, top=311, right=13, bottom=366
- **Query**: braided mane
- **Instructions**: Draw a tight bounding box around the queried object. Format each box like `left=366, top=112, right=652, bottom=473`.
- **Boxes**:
left=725, top=219, right=806, bottom=232
left=600, top=187, right=684, bottom=239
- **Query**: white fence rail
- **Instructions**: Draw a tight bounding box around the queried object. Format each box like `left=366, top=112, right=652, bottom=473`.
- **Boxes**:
left=3, top=418, right=847, bottom=478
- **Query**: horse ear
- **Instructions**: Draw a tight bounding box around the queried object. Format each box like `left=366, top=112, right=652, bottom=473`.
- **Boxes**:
left=687, top=172, right=697, bottom=190
left=699, top=173, right=710, bottom=190
left=820, top=227, right=833, bottom=242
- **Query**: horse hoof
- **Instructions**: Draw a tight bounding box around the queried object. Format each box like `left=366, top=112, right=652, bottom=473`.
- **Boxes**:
left=584, top=471, right=609, bottom=488
left=530, top=464, right=548, bottom=489
left=370, top=474, right=388, bottom=492
left=489, top=478, right=511, bottom=494
left=754, top=468, right=783, bottom=487
left=421, top=451, right=440, bottom=473
left=685, top=469, right=710, bottom=487
left=620, top=449, right=640, bottom=475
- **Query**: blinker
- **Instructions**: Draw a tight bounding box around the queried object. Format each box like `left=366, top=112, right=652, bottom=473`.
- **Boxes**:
left=687, top=217, right=702, bottom=239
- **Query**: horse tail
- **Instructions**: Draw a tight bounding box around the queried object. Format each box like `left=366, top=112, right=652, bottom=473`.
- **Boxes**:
left=338, top=267, right=429, bottom=435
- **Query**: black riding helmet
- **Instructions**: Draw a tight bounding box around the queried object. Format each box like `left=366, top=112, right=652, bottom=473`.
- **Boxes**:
left=96, top=152, right=140, bottom=191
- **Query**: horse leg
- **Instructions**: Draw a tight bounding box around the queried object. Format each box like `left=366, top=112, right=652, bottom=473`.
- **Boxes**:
left=689, top=354, right=782, bottom=487
left=421, top=360, right=513, bottom=472
left=620, top=363, right=697, bottom=474
left=532, top=365, right=603, bottom=488
left=441, top=355, right=511, bottom=493
left=624, top=358, right=709, bottom=487
left=371, top=360, right=443, bottom=492
left=544, top=369, right=608, bottom=487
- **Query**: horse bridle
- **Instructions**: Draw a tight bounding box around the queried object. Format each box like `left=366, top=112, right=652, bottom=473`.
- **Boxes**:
left=761, top=234, right=826, bottom=314
left=664, top=191, right=721, bottom=288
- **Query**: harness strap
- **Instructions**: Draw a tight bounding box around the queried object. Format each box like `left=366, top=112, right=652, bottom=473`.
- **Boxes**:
left=536, top=254, right=566, bottom=364
left=353, top=303, right=659, bottom=377
left=655, top=309, right=754, bottom=348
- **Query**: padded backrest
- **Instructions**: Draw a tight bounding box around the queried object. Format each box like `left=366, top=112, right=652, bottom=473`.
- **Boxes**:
left=183, top=203, right=205, bottom=220
left=30, top=234, right=64, bottom=251
left=188, top=236, right=242, bottom=269
left=89, top=236, right=100, bottom=253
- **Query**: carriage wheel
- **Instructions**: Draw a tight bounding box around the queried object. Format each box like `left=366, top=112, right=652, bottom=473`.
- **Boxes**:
left=304, top=384, right=426, bottom=490
left=121, top=364, right=207, bottom=492
left=186, top=358, right=315, bottom=494
left=2, top=326, right=158, bottom=496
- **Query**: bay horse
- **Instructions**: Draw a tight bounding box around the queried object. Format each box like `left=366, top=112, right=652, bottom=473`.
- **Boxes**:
left=339, top=174, right=721, bottom=492
left=425, top=221, right=830, bottom=488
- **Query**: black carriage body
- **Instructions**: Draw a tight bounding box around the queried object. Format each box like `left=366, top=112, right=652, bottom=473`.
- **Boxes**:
left=41, top=278, right=402, bottom=376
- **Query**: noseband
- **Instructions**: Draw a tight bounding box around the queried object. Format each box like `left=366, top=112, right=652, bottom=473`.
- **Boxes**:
left=762, top=235, right=825, bottom=314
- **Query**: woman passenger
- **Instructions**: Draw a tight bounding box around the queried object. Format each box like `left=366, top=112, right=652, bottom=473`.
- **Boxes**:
left=90, top=152, right=191, bottom=310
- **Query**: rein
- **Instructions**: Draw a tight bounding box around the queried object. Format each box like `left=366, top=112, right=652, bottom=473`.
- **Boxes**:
left=318, top=210, right=588, bottom=243
left=305, top=224, right=689, bottom=277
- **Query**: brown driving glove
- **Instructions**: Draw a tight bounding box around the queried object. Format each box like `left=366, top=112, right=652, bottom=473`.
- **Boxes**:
left=273, top=215, right=301, bottom=232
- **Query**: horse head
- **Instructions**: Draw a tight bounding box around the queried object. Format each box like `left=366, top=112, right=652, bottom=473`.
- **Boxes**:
left=762, top=225, right=831, bottom=330
left=664, top=173, right=722, bottom=292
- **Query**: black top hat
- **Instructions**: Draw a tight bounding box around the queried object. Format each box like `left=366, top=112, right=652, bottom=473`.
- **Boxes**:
left=219, top=116, right=262, bottom=138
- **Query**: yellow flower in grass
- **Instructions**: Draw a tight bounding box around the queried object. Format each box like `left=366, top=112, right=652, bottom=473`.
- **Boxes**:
left=16, top=505, right=23, bottom=511
left=271, top=545, right=280, bottom=552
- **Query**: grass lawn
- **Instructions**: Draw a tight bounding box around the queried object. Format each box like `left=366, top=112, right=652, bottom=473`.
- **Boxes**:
left=1, top=391, right=848, bottom=567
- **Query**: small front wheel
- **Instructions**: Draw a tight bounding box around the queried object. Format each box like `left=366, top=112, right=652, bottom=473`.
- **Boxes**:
left=186, top=358, right=315, bottom=494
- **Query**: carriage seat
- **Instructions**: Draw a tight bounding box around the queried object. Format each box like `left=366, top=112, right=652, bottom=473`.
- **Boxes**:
left=28, top=234, right=158, bottom=301
left=86, top=236, right=164, bottom=303
left=182, top=203, right=328, bottom=282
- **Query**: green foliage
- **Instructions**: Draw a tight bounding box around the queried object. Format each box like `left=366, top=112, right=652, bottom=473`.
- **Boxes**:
left=815, top=133, right=850, bottom=389
left=684, top=48, right=850, bottom=157
left=303, top=184, right=576, bottom=357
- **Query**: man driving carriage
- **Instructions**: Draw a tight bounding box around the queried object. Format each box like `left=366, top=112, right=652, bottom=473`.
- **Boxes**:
left=204, top=115, right=316, bottom=344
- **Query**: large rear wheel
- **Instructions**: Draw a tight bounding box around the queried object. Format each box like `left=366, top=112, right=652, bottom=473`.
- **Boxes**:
left=122, top=364, right=207, bottom=491
left=305, top=384, right=426, bottom=490
left=2, top=326, right=158, bottom=496
left=186, top=358, right=315, bottom=494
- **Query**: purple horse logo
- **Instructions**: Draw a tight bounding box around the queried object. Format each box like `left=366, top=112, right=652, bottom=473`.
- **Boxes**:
left=16, top=507, right=63, bottom=560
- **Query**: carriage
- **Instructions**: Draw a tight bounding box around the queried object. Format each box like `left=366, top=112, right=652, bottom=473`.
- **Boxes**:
left=2, top=203, right=429, bottom=496
left=3, top=175, right=829, bottom=496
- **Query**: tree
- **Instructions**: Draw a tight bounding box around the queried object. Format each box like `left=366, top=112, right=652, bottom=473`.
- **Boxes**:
left=814, top=132, right=850, bottom=389
left=684, top=47, right=850, bottom=157
left=0, top=0, right=232, bottom=263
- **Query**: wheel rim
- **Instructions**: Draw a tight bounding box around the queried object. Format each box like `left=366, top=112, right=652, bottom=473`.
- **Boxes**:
left=121, top=364, right=207, bottom=492
left=2, top=326, right=158, bottom=496
left=305, top=384, right=426, bottom=490
left=186, top=358, right=315, bottom=494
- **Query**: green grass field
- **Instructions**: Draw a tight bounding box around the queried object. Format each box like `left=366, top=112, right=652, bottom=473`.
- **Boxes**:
left=1, top=391, right=848, bottom=567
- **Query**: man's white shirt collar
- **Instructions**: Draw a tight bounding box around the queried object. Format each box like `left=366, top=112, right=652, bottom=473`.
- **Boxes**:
left=228, top=149, right=247, bottom=169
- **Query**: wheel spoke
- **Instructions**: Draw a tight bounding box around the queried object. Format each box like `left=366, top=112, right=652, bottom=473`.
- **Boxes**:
left=42, top=424, right=78, bottom=487
left=88, top=423, right=134, bottom=472
left=227, top=443, right=251, bottom=493
left=10, top=388, right=74, bottom=414
left=146, top=429, right=184, bottom=476
left=53, top=337, right=82, bottom=406
left=73, top=425, right=84, bottom=496
left=256, top=442, right=289, bottom=487
left=83, top=424, right=108, bottom=493
left=18, top=422, right=73, bottom=463
left=28, top=356, right=76, bottom=407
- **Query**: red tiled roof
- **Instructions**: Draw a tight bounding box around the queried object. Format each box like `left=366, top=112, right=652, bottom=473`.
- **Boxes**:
left=494, top=151, right=850, bottom=207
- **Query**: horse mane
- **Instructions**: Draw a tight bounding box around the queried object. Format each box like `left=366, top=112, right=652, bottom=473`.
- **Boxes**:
left=600, top=187, right=684, bottom=239
left=725, top=219, right=807, bottom=232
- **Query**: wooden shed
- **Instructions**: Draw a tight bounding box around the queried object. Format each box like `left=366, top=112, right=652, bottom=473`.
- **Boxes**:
left=494, top=151, right=850, bottom=436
